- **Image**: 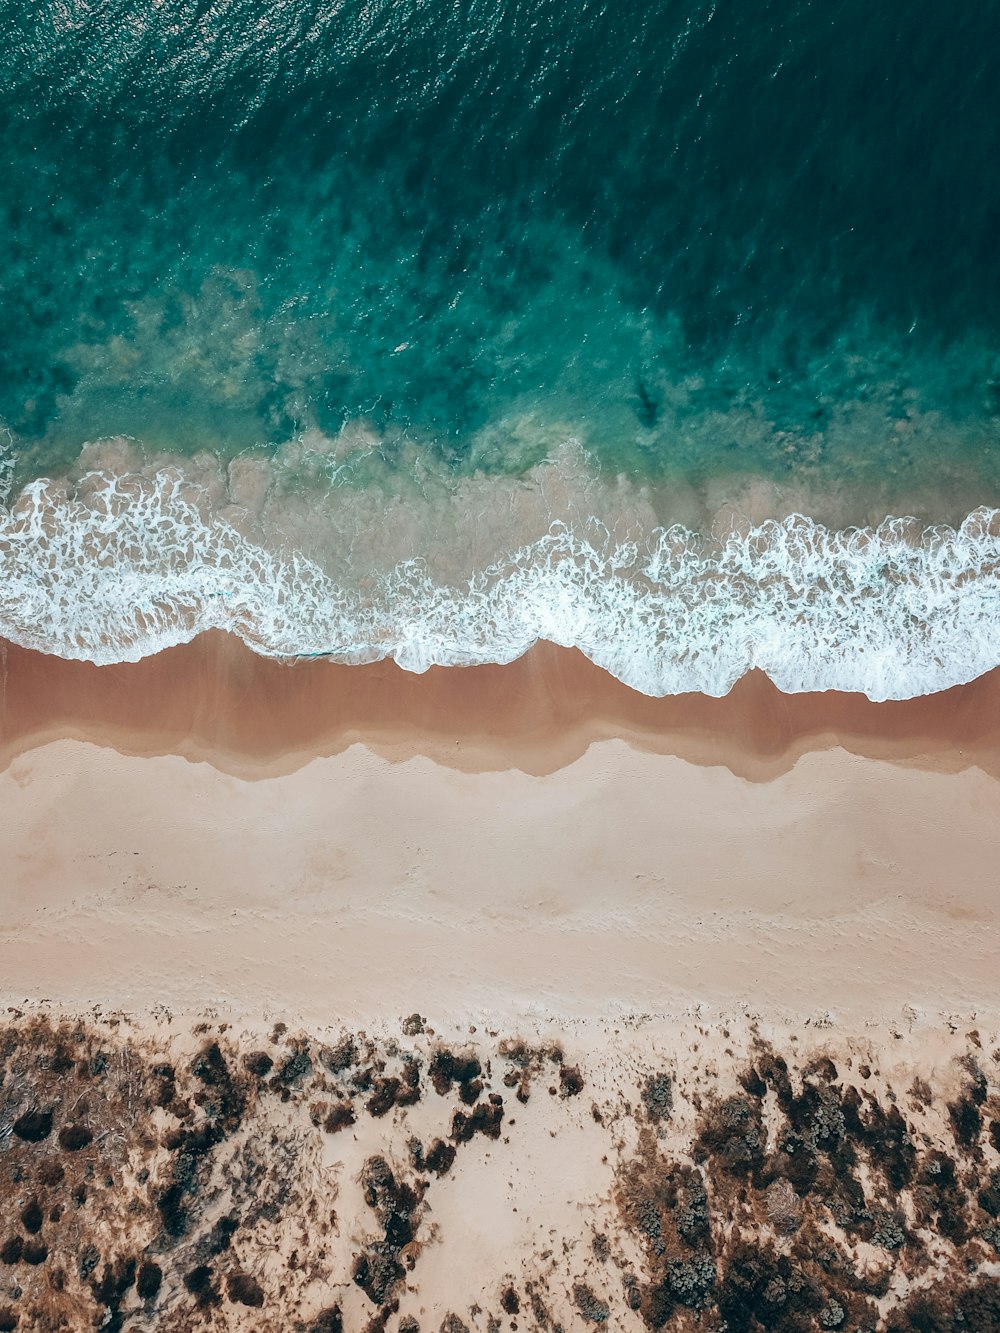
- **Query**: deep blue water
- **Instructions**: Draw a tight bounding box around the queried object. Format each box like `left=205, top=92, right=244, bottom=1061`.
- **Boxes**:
left=1, top=1, right=999, bottom=692
left=3, top=0, right=998, bottom=485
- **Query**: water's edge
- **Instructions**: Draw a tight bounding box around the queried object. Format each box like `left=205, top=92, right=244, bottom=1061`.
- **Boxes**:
left=2, top=451, right=998, bottom=701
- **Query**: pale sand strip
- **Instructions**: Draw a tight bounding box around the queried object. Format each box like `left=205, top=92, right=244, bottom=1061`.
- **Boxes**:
left=0, top=634, right=998, bottom=1025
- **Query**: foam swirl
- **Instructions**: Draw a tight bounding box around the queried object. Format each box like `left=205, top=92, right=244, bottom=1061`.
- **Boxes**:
left=2, top=467, right=1000, bottom=699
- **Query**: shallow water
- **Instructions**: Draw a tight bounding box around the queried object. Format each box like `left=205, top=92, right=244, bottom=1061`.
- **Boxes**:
left=1, top=1, right=998, bottom=694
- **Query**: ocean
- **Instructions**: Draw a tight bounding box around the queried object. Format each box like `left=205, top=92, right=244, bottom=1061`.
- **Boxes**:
left=1, top=0, right=999, bottom=697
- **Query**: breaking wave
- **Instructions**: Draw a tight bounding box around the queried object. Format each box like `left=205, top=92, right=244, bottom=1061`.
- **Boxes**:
left=2, top=461, right=1000, bottom=700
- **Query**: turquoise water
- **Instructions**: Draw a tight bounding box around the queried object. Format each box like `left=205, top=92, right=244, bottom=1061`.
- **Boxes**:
left=1, top=1, right=999, bottom=695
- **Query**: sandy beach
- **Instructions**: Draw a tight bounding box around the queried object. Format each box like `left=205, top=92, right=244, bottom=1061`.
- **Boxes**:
left=1, top=632, right=999, bottom=1024
left=5, top=0, right=1000, bottom=1323
left=1, top=635, right=999, bottom=1330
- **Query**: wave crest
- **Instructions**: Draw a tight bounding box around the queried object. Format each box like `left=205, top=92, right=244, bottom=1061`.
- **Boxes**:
left=2, top=466, right=999, bottom=699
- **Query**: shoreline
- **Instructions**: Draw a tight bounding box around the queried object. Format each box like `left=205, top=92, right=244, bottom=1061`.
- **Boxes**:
left=6, top=450, right=1000, bottom=698
left=3, top=631, right=1000, bottom=782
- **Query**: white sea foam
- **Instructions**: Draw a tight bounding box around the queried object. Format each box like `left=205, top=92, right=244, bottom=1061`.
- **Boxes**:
left=2, top=464, right=1000, bottom=699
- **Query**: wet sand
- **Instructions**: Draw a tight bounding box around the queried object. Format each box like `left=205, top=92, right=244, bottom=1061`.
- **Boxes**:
left=3, top=631, right=1000, bottom=781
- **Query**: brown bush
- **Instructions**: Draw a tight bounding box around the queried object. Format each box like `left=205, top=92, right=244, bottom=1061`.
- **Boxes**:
left=12, top=1108, right=53, bottom=1142
left=228, top=1272, right=265, bottom=1307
